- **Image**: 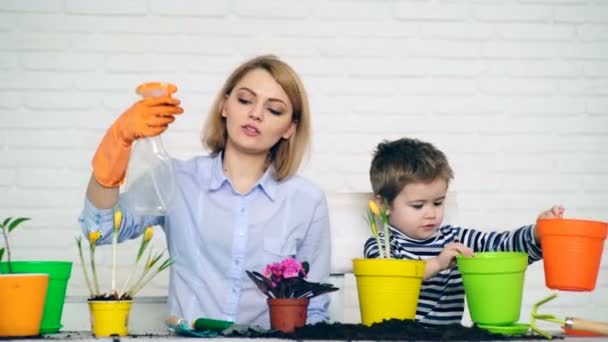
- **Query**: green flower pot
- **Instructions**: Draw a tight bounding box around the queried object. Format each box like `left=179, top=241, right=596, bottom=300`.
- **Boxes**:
left=1, top=261, right=72, bottom=334
left=456, top=252, right=528, bottom=325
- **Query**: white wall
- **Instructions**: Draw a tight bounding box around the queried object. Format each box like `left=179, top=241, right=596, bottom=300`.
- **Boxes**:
left=0, top=0, right=607, bottom=330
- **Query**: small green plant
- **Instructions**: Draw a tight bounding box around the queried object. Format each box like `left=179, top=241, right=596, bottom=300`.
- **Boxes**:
left=75, top=209, right=173, bottom=300
left=367, top=199, right=391, bottom=258
left=0, top=217, right=31, bottom=273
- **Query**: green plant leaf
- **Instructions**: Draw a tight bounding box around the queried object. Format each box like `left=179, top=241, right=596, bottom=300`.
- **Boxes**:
left=0, top=248, right=4, bottom=262
left=8, top=217, right=30, bottom=232
left=1, top=217, right=11, bottom=228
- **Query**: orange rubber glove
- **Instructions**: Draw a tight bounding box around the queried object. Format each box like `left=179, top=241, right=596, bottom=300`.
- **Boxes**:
left=92, top=87, right=183, bottom=187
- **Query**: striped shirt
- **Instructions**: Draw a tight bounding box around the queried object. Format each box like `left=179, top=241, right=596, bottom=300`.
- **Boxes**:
left=363, top=224, right=542, bottom=325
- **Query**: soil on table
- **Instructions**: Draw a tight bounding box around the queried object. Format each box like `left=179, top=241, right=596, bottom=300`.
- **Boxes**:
left=241, top=319, right=560, bottom=341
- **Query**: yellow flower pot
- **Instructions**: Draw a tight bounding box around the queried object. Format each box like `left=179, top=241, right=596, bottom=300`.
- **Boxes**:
left=88, top=300, right=132, bottom=337
left=353, top=258, right=425, bottom=325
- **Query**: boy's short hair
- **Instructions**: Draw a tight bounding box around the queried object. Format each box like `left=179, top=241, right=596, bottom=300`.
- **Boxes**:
left=369, top=137, right=454, bottom=203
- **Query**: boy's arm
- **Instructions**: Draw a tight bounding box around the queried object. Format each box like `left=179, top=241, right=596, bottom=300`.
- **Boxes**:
left=363, top=237, right=470, bottom=280
left=459, top=226, right=542, bottom=263
left=424, top=242, right=473, bottom=280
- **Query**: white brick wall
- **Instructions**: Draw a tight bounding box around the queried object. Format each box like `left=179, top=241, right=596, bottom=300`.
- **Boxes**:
left=1, top=0, right=607, bottom=329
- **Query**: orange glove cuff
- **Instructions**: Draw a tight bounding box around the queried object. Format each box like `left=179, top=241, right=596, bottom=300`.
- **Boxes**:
left=92, top=124, right=132, bottom=187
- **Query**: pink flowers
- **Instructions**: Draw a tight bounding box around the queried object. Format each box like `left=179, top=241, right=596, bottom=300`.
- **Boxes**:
left=247, top=258, right=338, bottom=299
left=263, top=258, right=307, bottom=281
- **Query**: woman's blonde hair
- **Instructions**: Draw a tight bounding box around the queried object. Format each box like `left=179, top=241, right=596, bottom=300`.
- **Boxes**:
left=202, top=55, right=311, bottom=181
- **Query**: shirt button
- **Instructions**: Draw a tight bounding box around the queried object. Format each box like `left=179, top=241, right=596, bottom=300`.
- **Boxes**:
left=240, top=208, right=245, bottom=213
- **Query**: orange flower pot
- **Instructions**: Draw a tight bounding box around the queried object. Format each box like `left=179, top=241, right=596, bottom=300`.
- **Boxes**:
left=267, top=298, right=309, bottom=333
left=538, top=218, right=607, bottom=291
left=0, top=273, right=49, bottom=337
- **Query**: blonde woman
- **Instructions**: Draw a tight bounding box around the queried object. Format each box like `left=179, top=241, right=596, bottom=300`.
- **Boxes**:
left=79, top=55, right=331, bottom=327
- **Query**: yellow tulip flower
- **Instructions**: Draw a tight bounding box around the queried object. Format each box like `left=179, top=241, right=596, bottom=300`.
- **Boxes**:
left=368, top=201, right=380, bottom=217
left=88, top=231, right=102, bottom=245
left=143, top=226, right=153, bottom=242
left=113, top=210, right=122, bottom=232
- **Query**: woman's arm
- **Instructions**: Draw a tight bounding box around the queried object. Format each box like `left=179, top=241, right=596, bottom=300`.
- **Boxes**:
left=86, top=173, right=119, bottom=209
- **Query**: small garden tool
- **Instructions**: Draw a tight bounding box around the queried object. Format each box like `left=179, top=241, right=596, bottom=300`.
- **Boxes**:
left=166, top=316, right=220, bottom=337
left=530, top=293, right=608, bottom=339
left=166, top=315, right=268, bottom=337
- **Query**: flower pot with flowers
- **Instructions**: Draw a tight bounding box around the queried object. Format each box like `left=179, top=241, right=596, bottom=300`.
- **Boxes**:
left=352, top=200, right=426, bottom=325
left=0, top=217, right=73, bottom=337
left=246, top=258, right=338, bottom=333
left=76, top=209, right=173, bottom=337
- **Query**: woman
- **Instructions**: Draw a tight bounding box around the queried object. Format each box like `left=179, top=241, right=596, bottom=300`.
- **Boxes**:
left=79, top=55, right=331, bottom=327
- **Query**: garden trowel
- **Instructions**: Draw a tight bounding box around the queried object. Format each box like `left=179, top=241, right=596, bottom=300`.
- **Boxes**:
left=530, top=293, right=608, bottom=338
left=166, top=315, right=267, bottom=337
left=166, top=316, right=220, bottom=337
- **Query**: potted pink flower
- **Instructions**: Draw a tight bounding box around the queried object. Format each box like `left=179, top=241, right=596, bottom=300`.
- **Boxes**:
left=246, top=258, right=338, bottom=333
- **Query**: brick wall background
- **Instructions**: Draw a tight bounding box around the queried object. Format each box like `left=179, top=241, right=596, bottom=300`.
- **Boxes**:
left=1, top=0, right=607, bottom=328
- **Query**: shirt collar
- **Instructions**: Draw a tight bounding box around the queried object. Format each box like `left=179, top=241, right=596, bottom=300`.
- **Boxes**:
left=207, top=152, right=278, bottom=201
left=208, top=153, right=227, bottom=191
left=257, top=164, right=278, bottom=201
left=390, top=225, right=438, bottom=244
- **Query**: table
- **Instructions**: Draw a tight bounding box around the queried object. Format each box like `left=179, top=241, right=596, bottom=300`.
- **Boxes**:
left=13, top=331, right=603, bottom=341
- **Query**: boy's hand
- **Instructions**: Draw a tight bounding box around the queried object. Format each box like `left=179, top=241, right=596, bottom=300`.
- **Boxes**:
left=437, top=242, right=474, bottom=270
left=537, top=205, right=565, bottom=219
left=425, top=242, right=473, bottom=280
left=534, top=205, right=565, bottom=241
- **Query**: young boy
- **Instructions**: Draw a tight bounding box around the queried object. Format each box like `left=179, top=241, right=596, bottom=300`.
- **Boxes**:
left=363, top=137, right=564, bottom=325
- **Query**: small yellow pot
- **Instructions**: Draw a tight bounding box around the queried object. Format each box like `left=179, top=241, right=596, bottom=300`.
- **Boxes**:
left=88, top=300, right=132, bottom=337
left=353, top=258, right=425, bottom=325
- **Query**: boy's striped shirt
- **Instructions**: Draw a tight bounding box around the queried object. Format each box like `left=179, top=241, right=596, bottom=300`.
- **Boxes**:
left=363, top=225, right=542, bottom=325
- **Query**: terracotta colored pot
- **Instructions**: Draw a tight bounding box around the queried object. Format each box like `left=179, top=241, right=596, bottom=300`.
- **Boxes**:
left=267, top=298, right=309, bottom=333
left=538, top=218, right=607, bottom=291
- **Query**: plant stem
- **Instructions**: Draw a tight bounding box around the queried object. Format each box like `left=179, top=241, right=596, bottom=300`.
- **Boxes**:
left=111, top=232, right=118, bottom=293
left=89, top=243, right=100, bottom=295
left=76, top=238, right=94, bottom=296
left=383, top=222, right=391, bottom=258
left=118, top=261, right=139, bottom=298
left=125, top=265, right=153, bottom=297
left=1, top=227, right=11, bottom=273
left=374, top=234, right=385, bottom=259
left=127, top=268, right=161, bottom=298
